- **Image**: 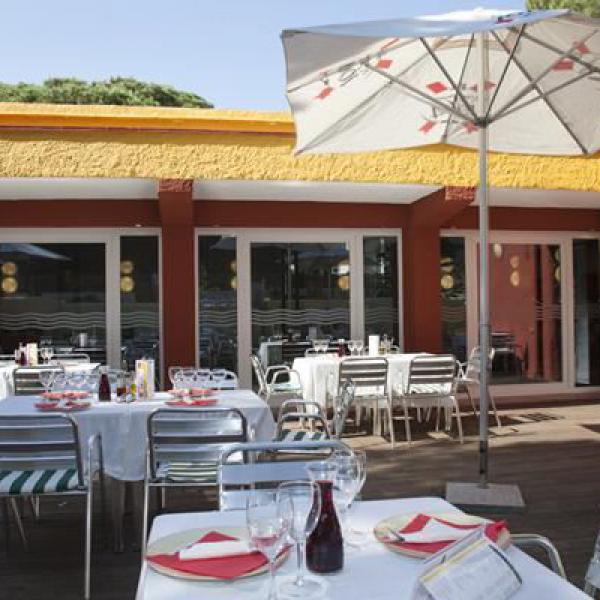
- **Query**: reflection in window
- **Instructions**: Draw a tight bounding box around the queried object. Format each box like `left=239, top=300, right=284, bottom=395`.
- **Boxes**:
left=574, top=239, right=600, bottom=386
left=198, top=236, right=237, bottom=372
left=0, top=243, right=106, bottom=362
left=441, top=237, right=466, bottom=362
left=363, top=237, right=399, bottom=343
left=488, top=243, right=562, bottom=384
left=120, top=236, right=159, bottom=371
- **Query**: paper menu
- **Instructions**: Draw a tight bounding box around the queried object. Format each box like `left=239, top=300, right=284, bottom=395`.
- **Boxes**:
left=135, top=359, right=155, bottom=400
left=412, top=528, right=521, bottom=600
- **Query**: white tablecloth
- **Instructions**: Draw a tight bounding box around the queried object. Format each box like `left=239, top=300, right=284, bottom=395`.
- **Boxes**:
left=0, top=362, right=101, bottom=400
left=293, top=354, right=426, bottom=407
left=136, top=497, right=587, bottom=600
left=0, top=390, right=275, bottom=481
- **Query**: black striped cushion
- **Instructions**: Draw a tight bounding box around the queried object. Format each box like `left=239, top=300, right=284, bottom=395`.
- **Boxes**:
left=0, top=469, right=79, bottom=494
left=275, top=430, right=327, bottom=442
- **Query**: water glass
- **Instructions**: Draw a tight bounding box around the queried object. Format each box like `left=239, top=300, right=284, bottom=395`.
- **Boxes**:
left=246, top=491, right=290, bottom=600
left=38, top=369, right=55, bottom=394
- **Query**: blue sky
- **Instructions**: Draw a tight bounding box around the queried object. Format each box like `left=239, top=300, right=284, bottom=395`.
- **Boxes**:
left=2, top=1, right=523, bottom=110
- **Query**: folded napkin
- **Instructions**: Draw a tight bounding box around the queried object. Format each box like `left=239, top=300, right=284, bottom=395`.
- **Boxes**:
left=147, top=531, right=269, bottom=580
left=390, top=514, right=508, bottom=555
left=180, top=539, right=252, bottom=561
left=166, top=398, right=217, bottom=407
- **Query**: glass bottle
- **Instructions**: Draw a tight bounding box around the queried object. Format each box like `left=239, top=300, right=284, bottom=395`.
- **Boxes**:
left=306, top=461, right=344, bottom=574
left=116, top=360, right=128, bottom=400
left=18, top=343, right=27, bottom=366
left=337, top=339, right=346, bottom=358
left=98, top=367, right=111, bottom=402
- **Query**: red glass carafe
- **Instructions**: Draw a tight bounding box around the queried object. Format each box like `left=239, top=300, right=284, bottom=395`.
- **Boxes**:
left=306, top=461, right=344, bottom=574
left=98, top=368, right=111, bottom=402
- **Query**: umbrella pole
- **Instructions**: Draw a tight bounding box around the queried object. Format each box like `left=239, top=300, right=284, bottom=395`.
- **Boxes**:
left=478, top=32, right=490, bottom=490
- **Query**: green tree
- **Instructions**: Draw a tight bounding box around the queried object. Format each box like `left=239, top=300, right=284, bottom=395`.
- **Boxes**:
left=0, top=77, right=212, bottom=108
left=526, top=0, right=600, bottom=17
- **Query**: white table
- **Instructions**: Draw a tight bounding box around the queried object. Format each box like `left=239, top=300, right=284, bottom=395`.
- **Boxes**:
left=0, top=362, right=101, bottom=400
left=136, top=497, right=587, bottom=600
left=293, top=354, right=426, bottom=408
left=0, top=390, right=275, bottom=481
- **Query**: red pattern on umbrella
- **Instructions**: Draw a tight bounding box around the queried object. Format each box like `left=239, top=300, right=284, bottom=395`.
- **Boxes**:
left=469, top=80, right=496, bottom=92
left=427, top=81, right=448, bottom=94
left=419, top=120, right=436, bottom=134
left=315, top=86, right=333, bottom=100
left=377, top=58, right=393, bottom=69
left=574, top=41, right=590, bottom=55
left=464, top=122, right=478, bottom=134
left=553, top=59, right=574, bottom=71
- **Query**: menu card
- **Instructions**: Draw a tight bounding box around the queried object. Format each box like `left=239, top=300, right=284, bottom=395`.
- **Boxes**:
left=135, top=359, right=155, bottom=400
left=412, top=528, right=521, bottom=600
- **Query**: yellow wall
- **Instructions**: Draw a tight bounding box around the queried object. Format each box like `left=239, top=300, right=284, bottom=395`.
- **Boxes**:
left=0, top=103, right=598, bottom=191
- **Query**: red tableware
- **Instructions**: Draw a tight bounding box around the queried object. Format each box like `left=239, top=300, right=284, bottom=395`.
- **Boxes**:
left=189, top=388, right=212, bottom=397
left=41, top=391, right=64, bottom=401
left=167, top=388, right=189, bottom=398
left=62, top=391, right=90, bottom=400
left=35, top=401, right=60, bottom=410
left=165, top=398, right=217, bottom=407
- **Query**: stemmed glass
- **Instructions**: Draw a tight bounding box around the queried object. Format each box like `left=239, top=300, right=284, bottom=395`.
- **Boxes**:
left=333, top=450, right=367, bottom=542
left=355, top=340, right=364, bottom=356
left=210, top=369, right=226, bottom=389
left=39, top=369, right=56, bottom=395
left=347, top=340, right=356, bottom=356
left=246, top=491, right=290, bottom=600
left=167, top=367, right=182, bottom=388
left=40, top=347, right=54, bottom=364
left=276, top=481, right=321, bottom=598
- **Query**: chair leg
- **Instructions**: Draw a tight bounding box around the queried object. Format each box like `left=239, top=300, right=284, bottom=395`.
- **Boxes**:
left=403, top=401, right=412, bottom=445
left=99, top=471, right=108, bottom=549
left=84, top=484, right=93, bottom=600
left=28, top=497, right=40, bottom=521
left=490, top=392, right=502, bottom=428
left=467, top=386, right=477, bottom=417
left=2, top=498, right=10, bottom=550
left=387, top=403, right=395, bottom=449
left=141, top=479, right=150, bottom=561
left=9, top=499, right=27, bottom=550
left=454, top=400, right=464, bottom=444
left=435, top=404, right=441, bottom=432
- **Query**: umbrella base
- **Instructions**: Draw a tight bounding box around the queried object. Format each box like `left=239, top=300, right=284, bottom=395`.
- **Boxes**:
left=445, top=481, right=525, bottom=514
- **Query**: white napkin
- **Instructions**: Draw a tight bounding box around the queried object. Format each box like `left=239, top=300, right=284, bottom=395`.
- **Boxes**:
left=179, top=539, right=252, bottom=561
left=399, top=518, right=477, bottom=543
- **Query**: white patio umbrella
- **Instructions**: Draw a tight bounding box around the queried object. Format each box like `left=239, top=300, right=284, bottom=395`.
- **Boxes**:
left=282, top=8, right=600, bottom=497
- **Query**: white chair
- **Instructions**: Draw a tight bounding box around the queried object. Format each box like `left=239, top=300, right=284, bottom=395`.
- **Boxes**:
left=396, top=355, right=463, bottom=445
left=456, top=346, right=501, bottom=428
left=218, top=440, right=351, bottom=511
left=275, top=399, right=331, bottom=442
left=142, top=407, right=248, bottom=557
left=13, top=365, right=65, bottom=396
left=337, top=357, right=393, bottom=447
left=512, top=534, right=566, bottom=579
left=0, top=414, right=104, bottom=600
left=332, top=381, right=356, bottom=439
left=250, top=354, right=304, bottom=411
left=210, top=368, right=238, bottom=390
left=585, top=529, right=600, bottom=596
left=53, top=352, right=91, bottom=365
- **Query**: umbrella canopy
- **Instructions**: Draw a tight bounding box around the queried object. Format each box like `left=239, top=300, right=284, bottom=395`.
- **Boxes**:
left=282, top=8, right=600, bottom=489
left=283, top=8, right=600, bottom=156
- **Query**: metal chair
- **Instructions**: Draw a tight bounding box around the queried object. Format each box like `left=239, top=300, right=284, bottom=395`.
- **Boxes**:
left=512, top=534, right=566, bottom=579
left=396, top=355, right=463, bottom=445
left=0, top=414, right=104, bottom=600
left=218, top=439, right=351, bottom=511
left=12, top=365, right=65, bottom=396
left=584, top=529, right=600, bottom=596
left=281, top=341, right=312, bottom=366
left=142, top=407, right=248, bottom=557
left=250, top=354, right=304, bottom=411
left=332, top=381, right=356, bottom=439
left=337, top=357, right=393, bottom=446
left=275, top=399, right=331, bottom=442
left=53, top=353, right=91, bottom=365
left=210, top=368, right=239, bottom=390
left=456, top=346, right=501, bottom=428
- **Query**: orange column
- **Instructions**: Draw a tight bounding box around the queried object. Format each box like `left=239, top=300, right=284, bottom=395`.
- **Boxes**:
left=403, top=187, right=475, bottom=352
left=159, top=179, right=196, bottom=381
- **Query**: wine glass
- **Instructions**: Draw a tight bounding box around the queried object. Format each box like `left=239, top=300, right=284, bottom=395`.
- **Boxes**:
left=334, top=450, right=367, bottom=541
left=167, top=366, right=182, bottom=389
left=355, top=340, right=364, bottom=356
left=347, top=340, right=356, bottom=356
left=246, top=491, right=290, bottom=600
left=40, top=347, right=53, bottom=364
left=276, top=481, right=322, bottom=597
left=39, top=369, right=56, bottom=395
left=210, top=369, right=226, bottom=389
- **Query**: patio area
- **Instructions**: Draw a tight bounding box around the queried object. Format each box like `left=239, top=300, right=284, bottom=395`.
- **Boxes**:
left=3, top=402, right=600, bottom=599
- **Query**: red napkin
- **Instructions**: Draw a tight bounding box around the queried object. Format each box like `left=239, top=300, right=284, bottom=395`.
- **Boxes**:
left=391, top=513, right=508, bottom=555
left=42, top=392, right=63, bottom=400
left=166, top=398, right=217, bottom=407
left=147, top=531, right=268, bottom=580
left=35, top=401, right=60, bottom=410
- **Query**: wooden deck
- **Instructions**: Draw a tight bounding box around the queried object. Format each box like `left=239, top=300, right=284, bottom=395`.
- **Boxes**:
left=3, top=402, right=600, bottom=599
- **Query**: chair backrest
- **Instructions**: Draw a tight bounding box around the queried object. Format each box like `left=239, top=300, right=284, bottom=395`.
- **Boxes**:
left=13, top=366, right=65, bottom=396
left=0, top=354, right=15, bottom=364
left=147, top=407, right=248, bottom=480
left=338, top=357, right=388, bottom=395
left=406, top=355, right=457, bottom=396
left=281, top=342, right=311, bottom=365
left=0, top=414, right=84, bottom=487
left=333, top=381, right=356, bottom=438
left=210, top=369, right=238, bottom=390
left=53, top=353, right=91, bottom=364
left=464, top=346, right=496, bottom=380
left=218, top=440, right=351, bottom=510
left=250, top=354, right=268, bottom=395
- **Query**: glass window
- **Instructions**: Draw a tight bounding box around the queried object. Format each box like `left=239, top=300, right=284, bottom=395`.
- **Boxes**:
left=363, top=236, right=399, bottom=343
left=487, top=243, right=562, bottom=384
left=0, top=242, right=106, bottom=362
left=198, top=235, right=238, bottom=372
left=573, top=239, right=600, bottom=386
left=441, top=237, right=467, bottom=361
left=251, top=242, right=350, bottom=365
left=120, top=236, right=160, bottom=371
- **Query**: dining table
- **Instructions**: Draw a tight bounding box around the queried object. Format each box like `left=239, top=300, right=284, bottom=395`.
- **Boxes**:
left=293, top=353, right=428, bottom=408
left=136, top=496, right=588, bottom=599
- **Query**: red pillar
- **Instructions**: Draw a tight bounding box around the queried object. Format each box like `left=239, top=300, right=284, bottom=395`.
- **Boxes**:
left=159, top=179, right=196, bottom=381
left=403, top=187, right=475, bottom=352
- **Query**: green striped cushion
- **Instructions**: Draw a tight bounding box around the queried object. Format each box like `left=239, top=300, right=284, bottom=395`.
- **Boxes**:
left=276, top=430, right=327, bottom=442
left=270, top=382, right=302, bottom=393
left=158, top=462, right=218, bottom=484
left=0, top=469, right=79, bottom=495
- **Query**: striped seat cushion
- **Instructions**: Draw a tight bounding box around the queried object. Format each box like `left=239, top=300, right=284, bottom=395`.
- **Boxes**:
left=157, top=462, right=218, bottom=484
left=0, top=469, right=79, bottom=495
left=270, top=382, right=302, bottom=393
left=276, top=429, right=328, bottom=442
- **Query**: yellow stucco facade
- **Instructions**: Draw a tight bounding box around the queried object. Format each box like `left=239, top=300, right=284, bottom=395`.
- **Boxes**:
left=0, top=102, right=599, bottom=191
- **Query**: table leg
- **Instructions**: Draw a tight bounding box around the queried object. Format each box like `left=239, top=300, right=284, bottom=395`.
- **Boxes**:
left=107, top=476, right=126, bottom=553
